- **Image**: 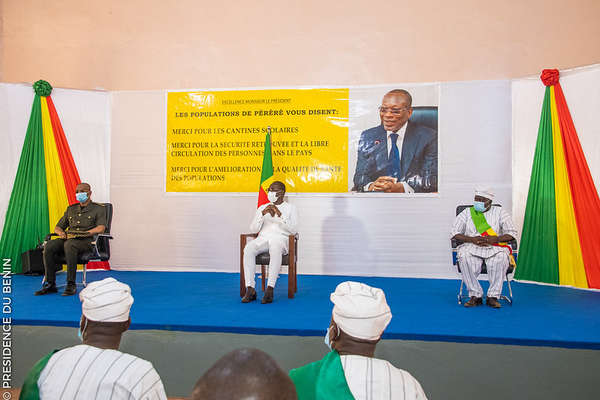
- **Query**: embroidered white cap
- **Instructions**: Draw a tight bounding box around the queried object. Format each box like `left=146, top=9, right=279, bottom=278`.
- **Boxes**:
left=475, top=186, right=495, bottom=201
left=331, top=281, right=392, bottom=340
left=79, top=277, right=134, bottom=322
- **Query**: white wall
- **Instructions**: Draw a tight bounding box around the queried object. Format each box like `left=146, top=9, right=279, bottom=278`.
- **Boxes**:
left=110, top=80, right=512, bottom=278
left=0, top=83, right=111, bottom=237
left=512, top=64, right=600, bottom=232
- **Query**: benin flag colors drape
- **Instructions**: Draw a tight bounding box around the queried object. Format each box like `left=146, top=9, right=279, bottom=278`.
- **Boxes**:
left=257, top=129, right=274, bottom=207
left=0, top=80, right=81, bottom=273
left=515, top=69, right=600, bottom=288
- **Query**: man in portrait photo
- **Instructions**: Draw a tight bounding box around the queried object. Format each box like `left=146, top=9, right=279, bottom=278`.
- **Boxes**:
left=352, top=89, right=438, bottom=193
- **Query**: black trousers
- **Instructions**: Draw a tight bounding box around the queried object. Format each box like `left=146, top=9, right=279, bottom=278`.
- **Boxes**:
left=43, top=238, right=93, bottom=284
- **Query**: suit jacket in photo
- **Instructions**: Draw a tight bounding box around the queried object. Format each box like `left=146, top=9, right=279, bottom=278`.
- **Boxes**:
left=352, top=121, right=438, bottom=192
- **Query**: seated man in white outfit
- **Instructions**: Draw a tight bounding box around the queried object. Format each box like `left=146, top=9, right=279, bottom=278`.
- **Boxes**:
left=451, top=187, right=518, bottom=308
left=241, top=181, right=298, bottom=304
left=20, top=278, right=167, bottom=400
left=290, top=281, right=428, bottom=400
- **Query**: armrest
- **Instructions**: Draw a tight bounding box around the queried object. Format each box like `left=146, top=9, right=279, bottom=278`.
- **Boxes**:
left=45, top=233, right=58, bottom=241
left=90, top=233, right=114, bottom=257
left=451, top=238, right=463, bottom=249
left=241, top=233, right=259, bottom=239
left=451, top=237, right=517, bottom=251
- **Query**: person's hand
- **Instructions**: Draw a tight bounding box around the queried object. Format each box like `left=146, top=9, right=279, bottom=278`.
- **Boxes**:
left=471, top=236, right=488, bottom=246
left=262, top=205, right=276, bottom=217
left=483, top=235, right=498, bottom=245
left=371, top=181, right=392, bottom=191
left=369, top=176, right=397, bottom=192
left=271, top=205, right=282, bottom=217
left=385, top=183, right=405, bottom=193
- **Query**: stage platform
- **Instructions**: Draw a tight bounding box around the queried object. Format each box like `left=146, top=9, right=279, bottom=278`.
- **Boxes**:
left=12, top=270, right=600, bottom=349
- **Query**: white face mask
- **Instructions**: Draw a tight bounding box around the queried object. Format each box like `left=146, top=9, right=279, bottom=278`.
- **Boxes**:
left=324, top=326, right=332, bottom=350
left=473, top=201, right=487, bottom=213
left=76, top=192, right=89, bottom=203
left=267, top=191, right=278, bottom=203
left=78, top=317, right=88, bottom=342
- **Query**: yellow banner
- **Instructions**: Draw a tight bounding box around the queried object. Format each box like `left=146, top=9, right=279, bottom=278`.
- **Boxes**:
left=166, top=89, right=349, bottom=192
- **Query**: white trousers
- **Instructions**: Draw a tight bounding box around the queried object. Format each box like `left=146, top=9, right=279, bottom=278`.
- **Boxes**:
left=243, top=238, right=286, bottom=289
left=458, top=247, right=509, bottom=298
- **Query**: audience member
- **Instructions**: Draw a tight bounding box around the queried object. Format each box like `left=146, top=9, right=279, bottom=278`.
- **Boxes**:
left=20, top=278, right=167, bottom=400
left=290, top=281, right=428, bottom=399
left=191, top=348, right=297, bottom=400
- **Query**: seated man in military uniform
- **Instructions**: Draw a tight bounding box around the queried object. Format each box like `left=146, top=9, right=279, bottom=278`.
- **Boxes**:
left=35, top=182, right=107, bottom=296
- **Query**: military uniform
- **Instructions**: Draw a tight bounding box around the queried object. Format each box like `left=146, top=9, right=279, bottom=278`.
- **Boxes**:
left=43, top=202, right=107, bottom=284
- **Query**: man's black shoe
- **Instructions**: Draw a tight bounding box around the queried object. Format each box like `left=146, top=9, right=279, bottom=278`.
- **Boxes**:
left=241, top=286, right=257, bottom=303
left=261, top=286, right=274, bottom=304
left=486, top=297, right=501, bottom=308
left=34, top=282, right=57, bottom=296
left=464, top=296, right=483, bottom=307
left=62, top=282, right=77, bottom=296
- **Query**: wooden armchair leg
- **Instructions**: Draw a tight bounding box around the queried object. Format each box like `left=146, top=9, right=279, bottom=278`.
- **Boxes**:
left=294, top=262, right=298, bottom=293
left=240, top=235, right=246, bottom=297
left=261, top=266, right=266, bottom=291
left=288, top=261, right=295, bottom=299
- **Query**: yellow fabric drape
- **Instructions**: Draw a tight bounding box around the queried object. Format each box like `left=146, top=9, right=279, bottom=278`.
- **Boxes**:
left=41, top=97, right=69, bottom=230
left=550, top=87, right=588, bottom=288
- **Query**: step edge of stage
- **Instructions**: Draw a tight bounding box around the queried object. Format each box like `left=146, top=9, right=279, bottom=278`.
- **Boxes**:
left=14, top=319, right=600, bottom=350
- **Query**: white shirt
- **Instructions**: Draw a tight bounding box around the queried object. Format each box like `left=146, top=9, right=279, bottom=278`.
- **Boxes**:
left=249, top=201, right=298, bottom=251
left=386, top=122, right=408, bottom=158
left=340, top=355, right=428, bottom=400
left=38, top=344, right=167, bottom=400
left=451, top=206, right=518, bottom=257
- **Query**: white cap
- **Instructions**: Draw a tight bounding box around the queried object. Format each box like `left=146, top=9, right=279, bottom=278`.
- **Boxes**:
left=330, top=281, right=392, bottom=340
left=79, top=278, right=133, bottom=322
left=475, top=186, right=495, bottom=201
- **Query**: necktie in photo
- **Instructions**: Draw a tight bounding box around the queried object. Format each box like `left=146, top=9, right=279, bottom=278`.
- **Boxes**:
left=388, top=133, right=401, bottom=178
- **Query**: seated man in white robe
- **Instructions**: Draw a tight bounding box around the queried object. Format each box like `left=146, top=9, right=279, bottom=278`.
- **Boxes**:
left=290, top=281, right=428, bottom=400
left=242, top=180, right=298, bottom=304
left=451, top=187, right=518, bottom=308
left=20, top=278, right=167, bottom=400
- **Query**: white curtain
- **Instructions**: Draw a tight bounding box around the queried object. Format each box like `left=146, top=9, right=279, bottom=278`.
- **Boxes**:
left=109, top=80, right=512, bottom=278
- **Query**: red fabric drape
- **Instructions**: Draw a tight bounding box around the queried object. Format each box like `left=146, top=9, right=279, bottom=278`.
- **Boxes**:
left=554, top=83, right=600, bottom=287
left=46, top=96, right=81, bottom=205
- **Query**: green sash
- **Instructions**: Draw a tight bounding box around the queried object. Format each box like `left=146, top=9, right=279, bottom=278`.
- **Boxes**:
left=470, top=207, right=516, bottom=267
left=289, top=351, right=355, bottom=400
left=19, top=350, right=60, bottom=400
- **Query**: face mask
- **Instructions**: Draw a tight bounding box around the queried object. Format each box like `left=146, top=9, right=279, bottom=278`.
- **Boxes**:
left=324, top=326, right=332, bottom=350
left=78, top=317, right=88, bottom=342
left=267, top=191, right=278, bottom=203
left=76, top=192, right=89, bottom=203
left=473, top=201, right=487, bottom=213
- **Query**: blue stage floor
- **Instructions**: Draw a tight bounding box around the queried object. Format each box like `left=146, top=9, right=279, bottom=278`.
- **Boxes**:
left=11, top=271, right=600, bottom=349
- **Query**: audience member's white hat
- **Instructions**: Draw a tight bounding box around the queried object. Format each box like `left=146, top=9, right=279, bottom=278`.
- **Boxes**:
left=330, top=281, right=392, bottom=341
left=475, top=186, right=495, bottom=200
left=79, top=277, right=134, bottom=322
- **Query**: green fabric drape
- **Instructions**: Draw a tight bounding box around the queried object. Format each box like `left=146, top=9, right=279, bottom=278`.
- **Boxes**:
left=515, top=87, right=560, bottom=284
left=0, top=95, right=49, bottom=273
